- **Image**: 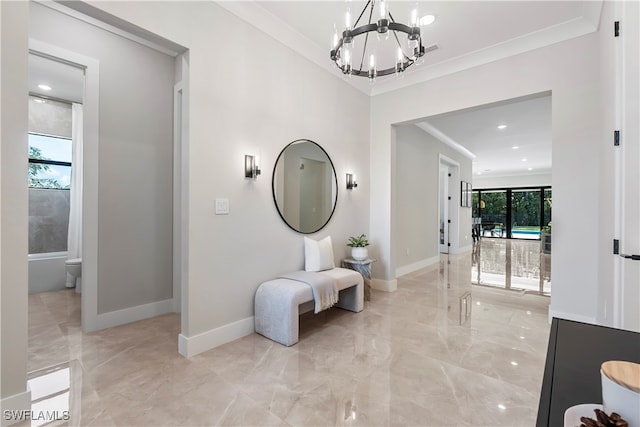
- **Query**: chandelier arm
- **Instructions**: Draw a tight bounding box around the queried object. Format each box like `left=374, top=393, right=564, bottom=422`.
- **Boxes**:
left=359, top=31, right=370, bottom=72
left=353, top=0, right=372, bottom=28
left=391, top=29, right=408, bottom=60
left=388, top=10, right=396, bottom=24
left=358, top=1, right=375, bottom=72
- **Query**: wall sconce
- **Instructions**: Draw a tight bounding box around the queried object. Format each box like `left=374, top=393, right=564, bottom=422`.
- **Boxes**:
left=346, top=173, right=357, bottom=190
left=244, top=154, right=261, bottom=179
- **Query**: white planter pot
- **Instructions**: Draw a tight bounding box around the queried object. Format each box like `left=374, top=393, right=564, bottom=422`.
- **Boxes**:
left=351, top=247, right=368, bottom=261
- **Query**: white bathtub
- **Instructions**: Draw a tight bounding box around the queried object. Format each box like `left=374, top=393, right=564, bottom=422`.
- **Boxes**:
left=28, top=251, right=68, bottom=293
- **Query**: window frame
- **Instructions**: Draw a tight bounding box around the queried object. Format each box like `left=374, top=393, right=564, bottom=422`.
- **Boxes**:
left=28, top=132, right=72, bottom=189
left=473, top=185, right=552, bottom=240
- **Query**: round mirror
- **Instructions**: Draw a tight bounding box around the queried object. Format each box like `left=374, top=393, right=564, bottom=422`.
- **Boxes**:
left=272, top=139, right=338, bottom=234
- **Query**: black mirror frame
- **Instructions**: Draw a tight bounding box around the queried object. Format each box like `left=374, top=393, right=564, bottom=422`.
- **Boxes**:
left=271, top=139, right=339, bottom=234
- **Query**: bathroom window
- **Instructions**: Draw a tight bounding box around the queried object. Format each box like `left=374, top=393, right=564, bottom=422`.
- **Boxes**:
left=28, top=133, right=72, bottom=189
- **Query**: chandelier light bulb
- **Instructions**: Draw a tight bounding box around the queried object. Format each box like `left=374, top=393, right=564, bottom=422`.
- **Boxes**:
left=343, top=49, right=352, bottom=74
left=368, top=54, right=377, bottom=82
left=329, top=0, right=425, bottom=79
left=396, top=47, right=404, bottom=73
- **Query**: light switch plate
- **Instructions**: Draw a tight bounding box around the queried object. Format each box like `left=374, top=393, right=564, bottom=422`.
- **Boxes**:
left=215, top=198, right=229, bottom=215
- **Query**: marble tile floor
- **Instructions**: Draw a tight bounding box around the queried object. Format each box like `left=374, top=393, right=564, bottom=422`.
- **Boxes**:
left=24, top=253, right=551, bottom=426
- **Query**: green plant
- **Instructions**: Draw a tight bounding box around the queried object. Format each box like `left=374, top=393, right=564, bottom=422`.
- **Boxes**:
left=541, top=222, right=552, bottom=234
left=347, top=234, right=369, bottom=247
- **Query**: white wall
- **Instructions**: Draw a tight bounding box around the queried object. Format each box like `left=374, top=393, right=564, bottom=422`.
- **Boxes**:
left=29, top=3, right=175, bottom=315
left=65, top=2, right=371, bottom=354
left=371, top=18, right=607, bottom=323
left=1, top=0, right=31, bottom=417
left=395, top=125, right=472, bottom=274
left=473, top=173, right=551, bottom=189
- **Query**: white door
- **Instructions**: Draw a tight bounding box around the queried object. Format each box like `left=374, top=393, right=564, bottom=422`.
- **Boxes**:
left=616, top=0, right=640, bottom=332
left=439, top=165, right=450, bottom=253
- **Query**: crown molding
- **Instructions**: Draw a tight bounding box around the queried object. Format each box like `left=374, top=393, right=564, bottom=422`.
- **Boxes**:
left=216, top=1, right=603, bottom=98
left=415, top=122, right=476, bottom=160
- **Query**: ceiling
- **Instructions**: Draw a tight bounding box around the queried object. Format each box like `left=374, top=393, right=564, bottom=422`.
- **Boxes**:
left=29, top=1, right=600, bottom=179
left=219, top=1, right=596, bottom=179
left=418, top=93, right=552, bottom=178
left=219, top=1, right=603, bottom=96
left=28, top=53, right=84, bottom=104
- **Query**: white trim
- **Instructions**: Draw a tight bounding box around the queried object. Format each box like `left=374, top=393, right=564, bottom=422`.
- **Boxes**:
left=0, top=390, right=32, bottom=427
left=215, top=1, right=370, bottom=96
left=453, top=245, right=473, bottom=254
left=34, top=1, right=179, bottom=57
left=95, top=298, right=175, bottom=331
left=172, top=81, right=183, bottom=314
left=549, top=309, right=596, bottom=326
left=416, top=123, right=476, bottom=160
left=370, top=14, right=600, bottom=96
left=439, top=155, right=461, bottom=255
left=178, top=317, right=255, bottom=358
left=216, top=1, right=601, bottom=97
left=371, top=278, right=397, bottom=292
left=395, top=256, right=440, bottom=278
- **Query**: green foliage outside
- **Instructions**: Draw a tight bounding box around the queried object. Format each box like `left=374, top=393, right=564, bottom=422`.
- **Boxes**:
left=29, top=146, right=64, bottom=189
left=474, top=189, right=552, bottom=233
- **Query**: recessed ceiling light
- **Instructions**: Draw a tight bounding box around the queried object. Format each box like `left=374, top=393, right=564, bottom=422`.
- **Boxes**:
left=511, top=361, right=519, bottom=366
left=521, top=158, right=528, bottom=162
left=419, top=14, right=436, bottom=26
left=498, top=404, right=507, bottom=411
left=512, top=146, right=519, bottom=150
left=37, top=84, right=52, bottom=91
left=528, top=167, right=533, bottom=171
left=497, top=124, right=507, bottom=130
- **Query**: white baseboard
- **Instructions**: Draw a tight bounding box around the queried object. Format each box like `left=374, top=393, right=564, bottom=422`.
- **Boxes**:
left=395, top=256, right=440, bottom=277
left=178, top=316, right=255, bottom=357
left=371, top=278, right=397, bottom=292
left=95, top=298, right=175, bottom=330
left=1, top=390, right=32, bottom=427
left=548, top=309, right=596, bottom=325
left=455, top=244, right=473, bottom=254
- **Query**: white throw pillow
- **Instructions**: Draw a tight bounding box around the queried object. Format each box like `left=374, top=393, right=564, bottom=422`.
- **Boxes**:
left=304, top=236, right=335, bottom=272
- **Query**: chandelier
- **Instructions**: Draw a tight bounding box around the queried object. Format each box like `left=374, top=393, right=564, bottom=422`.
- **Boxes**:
left=330, top=0, right=431, bottom=81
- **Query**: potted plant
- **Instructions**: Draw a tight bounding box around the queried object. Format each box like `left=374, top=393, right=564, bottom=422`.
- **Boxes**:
left=347, top=234, right=370, bottom=260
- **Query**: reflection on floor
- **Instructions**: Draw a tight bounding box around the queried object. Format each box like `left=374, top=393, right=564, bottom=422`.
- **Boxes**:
left=24, top=253, right=550, bottom=426
left=472, top=238, right=551, bottom=295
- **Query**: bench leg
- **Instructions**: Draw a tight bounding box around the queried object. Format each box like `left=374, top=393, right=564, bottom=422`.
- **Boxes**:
left=254, top=285, right=299, bottom=346
left=335, top=283, right=363, bottom=313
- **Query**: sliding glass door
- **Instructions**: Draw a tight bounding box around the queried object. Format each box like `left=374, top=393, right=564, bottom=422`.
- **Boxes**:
left=511, top=189, right=541, bottom=239
left=473, top=186, right=551, bottom=240
left=479, top=190, right=507, bottom=238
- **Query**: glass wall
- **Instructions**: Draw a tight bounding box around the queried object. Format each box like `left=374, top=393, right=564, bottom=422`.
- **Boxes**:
left=473, top=186, right=551, bottom=240
left=479, top=190, right=507, bottom=238
left=511, top=189, right=541, bottom=239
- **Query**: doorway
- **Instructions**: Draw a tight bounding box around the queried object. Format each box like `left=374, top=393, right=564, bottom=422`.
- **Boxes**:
left=28, top=1, right=188, bottom=339
left=439, top=155, right=460, bottom=254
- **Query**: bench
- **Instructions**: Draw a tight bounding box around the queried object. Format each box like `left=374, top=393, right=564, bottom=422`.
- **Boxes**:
left=254, top=267, right=364, bottom=346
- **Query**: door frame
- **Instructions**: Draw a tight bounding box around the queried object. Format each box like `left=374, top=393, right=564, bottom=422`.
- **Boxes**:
left=439, top=154, right=461, bottom=254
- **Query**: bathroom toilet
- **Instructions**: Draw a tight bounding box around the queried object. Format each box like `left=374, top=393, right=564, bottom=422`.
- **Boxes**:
left=65, top=258, right=82, bottom=292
